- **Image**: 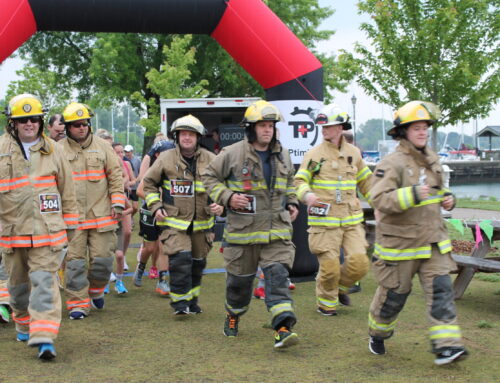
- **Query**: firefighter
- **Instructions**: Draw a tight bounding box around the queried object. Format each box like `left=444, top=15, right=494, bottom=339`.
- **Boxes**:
left=367, top=101, right=468, bottom=366
left=59, top=102, right=125, bottom=319
left=202, top=100, right=300, bottom=349
left=143, top=115, right=222, bottom=315
left=294, top=104, right=371, bottom=316
left=0, top=94, right=78, bottom=360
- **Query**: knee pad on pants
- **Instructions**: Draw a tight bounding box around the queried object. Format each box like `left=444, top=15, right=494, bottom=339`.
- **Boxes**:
left=226, top=272, right=255, bottom=314
left=431, top=275, right=456, bottom=320
left=29, top=270, right=55, bottom=312
left=169, top=251, right=193, bottom=293
left=88, top=257, right=114, bottom=282
left=66, top=259, right=88, bottom=291
left=192, top=258, right=207, bottom=288
left=262, top=263, right=291, bottom=303
left=380, top=290, right=410, bottom=319
left=8, top=282, right=30, bottom=311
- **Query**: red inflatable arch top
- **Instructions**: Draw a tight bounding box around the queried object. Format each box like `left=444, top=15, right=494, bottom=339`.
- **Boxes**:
left=0, top=0, right=323, bottom=101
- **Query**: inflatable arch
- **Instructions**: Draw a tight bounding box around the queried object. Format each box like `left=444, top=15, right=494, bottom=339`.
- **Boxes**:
left=0, top=0, right=322, bottom=276
left=0, top=0, right=323, bottom=101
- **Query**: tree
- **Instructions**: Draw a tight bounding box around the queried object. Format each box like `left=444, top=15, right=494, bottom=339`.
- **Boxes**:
left=357, top=118, right=393, bottom=150
left=349, top=0, right=499, bottom=150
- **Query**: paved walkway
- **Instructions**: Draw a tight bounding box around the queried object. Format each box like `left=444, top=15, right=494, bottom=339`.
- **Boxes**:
left=451, top=208, right=499, bottom=220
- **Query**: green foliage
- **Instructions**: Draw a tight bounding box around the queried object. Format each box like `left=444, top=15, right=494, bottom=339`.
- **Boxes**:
left=455, top=198, right=500, bottom=211
left=351, top=0, right=499, bottom=149
left=475, top=273, right=500, bottom=283
left=356, top=118, right=393, bottom=150
left=477, top=320, right=495, bottom=328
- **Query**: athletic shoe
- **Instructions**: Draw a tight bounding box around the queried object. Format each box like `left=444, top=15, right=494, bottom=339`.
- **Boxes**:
left=0, top=305, right=10, bottom=323
left=133, top=266, right=144, bottom=287
left=123, top=259, right=129, bottom=272
left=148, top=266, right=159, bottom=279
left=339, top=293, right=351, bottom=306
left=253, top=287, right=265, bottom=300
left=174, top=307, right=190, bottom=315
left=16, top=332, right=29, bottom=342
left=288, top=279, right=296, bottom=290
left=104, top=284, right=110, bottom=294
left=317, top=307, right=337, bottom=316
left=91, top=297, right=105, bottom=310
left=274, top=327, right=299, bottom=349
left=434, top=347, right=469, bottom=366
left=69, top=311, right=87, bottom=320
left=38, top=343, right=56, bottom=360
left=156, top=280, right=170, bottom=296
left=115, top=280, right=128, bottom=294
left=348, top=282, right=361, bottom=294
left=189, top=303, right=203, bottom=314
left=369, top=336, right=386, bottom=355
left=109, top=272, right=117, bottom=283
left=223, top=314, right=239, bottom=337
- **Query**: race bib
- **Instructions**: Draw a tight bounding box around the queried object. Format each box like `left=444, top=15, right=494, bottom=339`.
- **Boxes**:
left=39, top=194, right=61, bottom=213
left=308, top=202, right=330, bottom=217
left=170, top=180, right=194, bottom=197
left=232, top=195, right=256, bottom=215
left=140, top=208, right=155, bottom=227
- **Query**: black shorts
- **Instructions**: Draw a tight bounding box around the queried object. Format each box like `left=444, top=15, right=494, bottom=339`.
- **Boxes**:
left=127, top=189, right=139, bottom=202
left=138, top=208, right=162, bottom=242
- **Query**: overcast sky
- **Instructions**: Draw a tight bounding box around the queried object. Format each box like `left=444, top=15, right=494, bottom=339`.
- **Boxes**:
left=0, top=0, right=497, bottom=135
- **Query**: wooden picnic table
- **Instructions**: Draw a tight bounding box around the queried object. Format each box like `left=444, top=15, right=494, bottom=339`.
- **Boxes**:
left=451, top=220, right=500, bottom=299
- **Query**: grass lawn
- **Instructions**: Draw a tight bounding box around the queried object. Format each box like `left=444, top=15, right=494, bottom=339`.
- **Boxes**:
left=456, top=198, right=500, bottom=212
left=1, top=220, right=499, bottom=382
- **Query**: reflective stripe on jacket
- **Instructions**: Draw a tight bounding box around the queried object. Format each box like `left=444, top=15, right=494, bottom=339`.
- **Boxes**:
left=370, top=139, right=452, bottom=261
left=202, top=138, right=298, bottom=245
left=143, top=146, right=216, bottom=233
left=59, top=134, right=125, bottom=230
left=0, top=134, right=78, bottom=248
left=294, top=137, right=372, bottom=227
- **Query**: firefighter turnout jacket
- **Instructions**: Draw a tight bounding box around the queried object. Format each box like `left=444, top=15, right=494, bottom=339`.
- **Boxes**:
left=143, top=145, right=216, bottom=233
left=59, top=134, right=125, bottom=229
left=370, top=139, right=452, bottom=260
left=294, top=136, right=372, bottom=227
left=0, top=134, right=78, bottom=247
left=202, top=138, right=298, bottom=245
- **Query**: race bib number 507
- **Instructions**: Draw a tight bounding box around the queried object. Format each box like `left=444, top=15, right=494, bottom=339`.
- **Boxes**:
left=170, top=180, right=194, bottom=197
left=39, top=194, right=61, bottom=213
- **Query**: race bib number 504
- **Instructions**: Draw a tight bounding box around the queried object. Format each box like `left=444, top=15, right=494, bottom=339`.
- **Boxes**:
left=39, top=194, right=61, bottom=213
left=170, top=180, right=194, bottom=197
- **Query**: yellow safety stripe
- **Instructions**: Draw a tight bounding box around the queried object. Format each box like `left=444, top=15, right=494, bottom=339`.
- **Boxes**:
left=225, top=302, right=248, bottom=315
left=191, top=286, right=201, bottom=298
left=145, top=193, right=161, bottom=207
left=397, top=186, right=415, bottom=210
left=357, top=166, right=372, bottom=182
left=227, top=179, right=267, bottom=191
left=224, top=228, right=292, bottom=245
left=308, top=213, right=364, bottom=227
left=162, top=180, right=206, bottom=192
left=209, top=184, right=225, bottom=202
left=429, top=325, right=462, bottom=340
left=317, top=296, right=338, bottom=308
left=438, top=239, right=452, bottom=254
left=368, top=313, right=397, bottom=332
left=270, top=302, right=293, bottom=318
left=295, top=169, right=312, bottom=184
left=296, top=183, right=311, bottom=200
left=170, top=291, right=192, bottom=302
left=156, top=216, right=214, bottom=231
left=311, top=179, right=357, bottom=190
left=374, top=243, right=431, bottom=261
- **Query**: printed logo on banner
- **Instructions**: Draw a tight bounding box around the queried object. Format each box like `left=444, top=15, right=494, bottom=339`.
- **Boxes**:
left=289, top=106, right=319, bottom=147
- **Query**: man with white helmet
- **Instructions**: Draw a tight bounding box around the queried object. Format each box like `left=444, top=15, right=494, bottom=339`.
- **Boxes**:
left=0, top=94, right=78, bottom=360
left=295, top=103, right=372, bottom=316
left=143, top=115, right=222, bottom=315
left=58, top=102, right=125, bottom=320
left=367, top=101, right=467, bottom=366
left=202, top=100, right=300, bottom=349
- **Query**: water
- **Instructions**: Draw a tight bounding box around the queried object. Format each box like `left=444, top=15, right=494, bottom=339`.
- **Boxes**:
left=450, top=182, right=500, bottom=200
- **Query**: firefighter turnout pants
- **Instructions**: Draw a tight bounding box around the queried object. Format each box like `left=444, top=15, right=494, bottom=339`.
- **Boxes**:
left=65, top=229, right=116, bottom=315
left=308, top=224, right=369, bottom=311
left=3, top=246, right=63, bottom=346
left=224, top=240, right=296, bottom=330
left=368, top=244, right=464, bottom=352
left=0, top=256, right=9, bottom=306
left=161, top=229, right=212, bottom=311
